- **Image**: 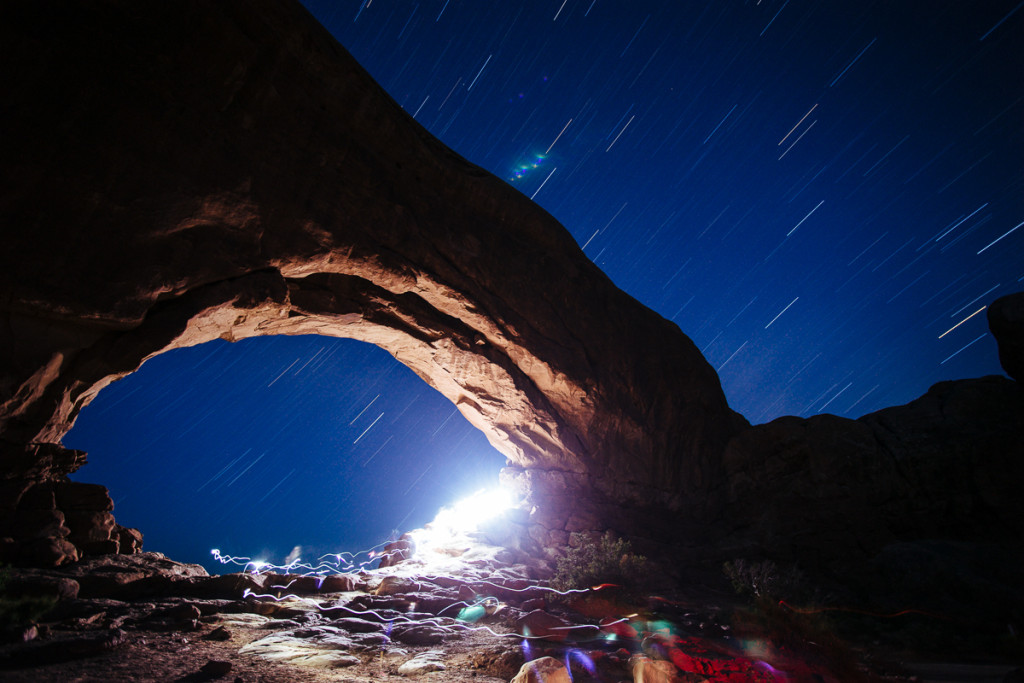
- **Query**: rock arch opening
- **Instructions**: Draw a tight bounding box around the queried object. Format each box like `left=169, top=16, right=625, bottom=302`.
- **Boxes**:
left=0, top=0, right=746, bottom=568
left=64, top=334, right=509, bottom=572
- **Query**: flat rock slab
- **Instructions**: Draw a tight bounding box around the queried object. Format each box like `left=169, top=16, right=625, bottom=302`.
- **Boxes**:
left=239, top=633, right=362, bottom=669
left=398, top=650, right=447, bottom=675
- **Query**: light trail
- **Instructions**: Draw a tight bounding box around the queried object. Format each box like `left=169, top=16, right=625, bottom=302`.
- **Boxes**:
left=607, top=115, right=635, bottom=151
left=778, top=119, right=816, bottom=159
left=703, top=105, right=737, bottom=145
left=531, top=167, right=558, bottom=200
left=353, top=412, right=384, bottom=444
left=977, top=220, right=1024, bottom=254
left=760, top=0, right=790, bottom=37
left=829, top=37, right=877, bottom=87
left=226, top=451, right=267, bottom=486
left=765, top=297, right=798, bottom=328
left=938, top=306, right=986, bottom=339
left=267, top=358, right=299, bottom=387
left=546, top=118, right=573, bottom=154
left=935, top=203, right=988, bottom=241
left=786, top=199, right=824, bottom=236
left=350, top=394, right=379, bottom=424
left=940, top=333, right=987, bottom=365
left=950, top=284, right=1000, bottom=318
left=239, top=588, right=634, bottom=641
left=467, top=54, right=493, bottom=91
left=553, top=0, right=568, bottom=21
left=778, top=103, right=817, bottom=146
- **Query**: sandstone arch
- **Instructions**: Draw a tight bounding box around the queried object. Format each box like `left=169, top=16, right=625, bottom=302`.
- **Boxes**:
left=0, top=0, right=745, bottom=563
left=4, top=0, right=1021, bottom=586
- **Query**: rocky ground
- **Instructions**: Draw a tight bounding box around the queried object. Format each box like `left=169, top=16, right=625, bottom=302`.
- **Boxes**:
left=1, top=536, right=1021, bottom=682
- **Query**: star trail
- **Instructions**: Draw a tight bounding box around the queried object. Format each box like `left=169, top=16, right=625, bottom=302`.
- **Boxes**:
left=66, top=0, right=1023, bottom=570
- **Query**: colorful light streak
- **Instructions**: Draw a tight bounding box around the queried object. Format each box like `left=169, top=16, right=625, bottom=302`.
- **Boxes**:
left=209, top=488, right=522, bottom=578
left=508, top=154, right=548, bottom=182
left=238, top=586, right=634, bottom=642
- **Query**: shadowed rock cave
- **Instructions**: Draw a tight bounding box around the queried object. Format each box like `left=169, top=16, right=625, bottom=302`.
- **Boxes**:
left=2, top=0, right=1024, bottom=678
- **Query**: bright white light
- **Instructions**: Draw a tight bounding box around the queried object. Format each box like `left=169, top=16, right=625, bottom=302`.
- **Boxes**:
left=248, top=560, right=269, bottom=573
left=409, top=487, right=517, bottom=555
left=436, top=488, right=514, bottom=534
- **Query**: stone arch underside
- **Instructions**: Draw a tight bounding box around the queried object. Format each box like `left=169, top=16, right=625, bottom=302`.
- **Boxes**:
left=3, top=0, right=1022, bottom=577
left=0, top=0, right=748, bottom=564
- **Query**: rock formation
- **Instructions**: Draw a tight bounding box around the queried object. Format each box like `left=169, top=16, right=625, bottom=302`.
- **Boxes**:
left=0, top=0, right=1021, bottom=617
left=0, top=0, right=748, bottom=566
left=722, top=374, right=1024, bottom=566
left=0, top=541, right=872, bottom=681
left=989, top=292, right=1024, bottom=382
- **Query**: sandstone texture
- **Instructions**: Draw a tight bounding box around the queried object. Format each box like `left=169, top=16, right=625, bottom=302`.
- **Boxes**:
left=2, top=537, right=914, bottom=682
left=0, top=0, right=1021, bottom=629
left=0, top=0, right=744, bottom=563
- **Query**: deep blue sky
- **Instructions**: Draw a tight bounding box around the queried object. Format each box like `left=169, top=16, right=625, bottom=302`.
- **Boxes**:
left=68, top=0, right=1023, bottom=571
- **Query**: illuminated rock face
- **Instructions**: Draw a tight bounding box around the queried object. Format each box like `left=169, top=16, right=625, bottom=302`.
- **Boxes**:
left=0, top=0, right=1020, bottom=578
left=0, top=0, right=744, bottom=563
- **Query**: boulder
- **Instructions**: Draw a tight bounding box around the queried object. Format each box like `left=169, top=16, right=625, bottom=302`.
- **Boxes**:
left=378, top=536, right=414, bottom=567
left=239, top=632, right=362, bottom=668
left=397, top=650, right=446, bottom=675
left=10, top=509, right=68, bottom=540
left=516, top=609, right=572, bottom=642
left=989, top=291, right=1024, bottom=382
left=510, top=656, right=572, bottom=683
left=174, top=572, right=266, bottom=599
left=114, top=525, right=144, bottom=554
left=390, top=624, right=447, bottom=646
left=19, top=538, right=79, bottom=567
left=318, top=574, right=357, bottom=592
left=374, top=575, right=421, bottom=596
left=60, top=552, right=208, bottom=599
left=630, top=654, right=684, bottom=683
left=331, top=617, right=385, bottom=634
left=3, top=575, right=80, bottom=602
left=54, top=483, right=114, bottom=512
left=65, top=511, right=116, bottom=544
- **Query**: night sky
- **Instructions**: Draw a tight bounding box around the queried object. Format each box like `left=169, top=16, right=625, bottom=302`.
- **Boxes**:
left=67, top=1, right=1023, bottom=572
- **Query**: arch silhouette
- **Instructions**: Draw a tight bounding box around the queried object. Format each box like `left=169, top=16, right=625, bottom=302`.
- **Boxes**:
left=0, top=0, right=745, bottom=563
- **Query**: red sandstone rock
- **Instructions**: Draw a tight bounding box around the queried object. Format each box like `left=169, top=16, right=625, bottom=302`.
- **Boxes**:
left=54, top=483, right=114, bottom=512
left=318, top=574, right=357, bottom=592
left=630, top=655, right=684, bottom=683
left=115, top=525, right=144, bottom=554
left=377, top=536, right=414, bottom=567
left=0, top=0, right=1018, bottom=614
left=516, top=609, right=572, bottom=642
left=20, top=537, right=79, bottom=566
left=510, top=656, right=572, bottom=683
left=0, top=0, right=744, bottom=569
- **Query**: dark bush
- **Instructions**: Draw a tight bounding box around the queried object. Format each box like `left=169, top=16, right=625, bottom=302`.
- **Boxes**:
left=0, top=565, right=58, bottom=633
left=722, top=558, right=806, bottom=602
left=552, top=532, right=648, bottom=593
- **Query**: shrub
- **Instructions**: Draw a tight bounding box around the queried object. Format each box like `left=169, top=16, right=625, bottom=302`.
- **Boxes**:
left=0, top=564, right=58, bottom=632
left=723, top=558, right=806, bottom=602
left=552, top=532, right=648, bottom=593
